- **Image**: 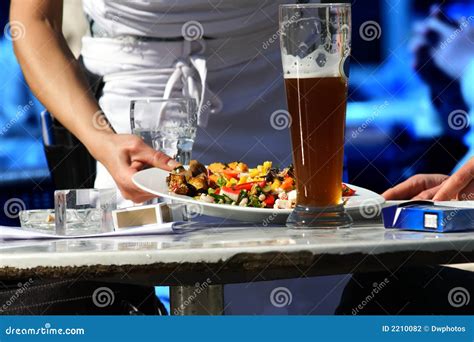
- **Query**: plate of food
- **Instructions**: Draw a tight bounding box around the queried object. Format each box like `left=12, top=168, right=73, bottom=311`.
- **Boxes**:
left=133, top=160, right=385, bottom=224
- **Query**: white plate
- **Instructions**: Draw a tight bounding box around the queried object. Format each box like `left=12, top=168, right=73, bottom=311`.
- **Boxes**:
left=133, top=168, right=385, bottom=224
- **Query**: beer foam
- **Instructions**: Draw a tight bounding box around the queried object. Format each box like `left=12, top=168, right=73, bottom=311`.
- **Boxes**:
left=282, top=48, right=343, bottom=79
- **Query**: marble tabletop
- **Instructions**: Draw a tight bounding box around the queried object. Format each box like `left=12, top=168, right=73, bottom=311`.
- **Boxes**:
left=1, top=220, right=474, bottom=286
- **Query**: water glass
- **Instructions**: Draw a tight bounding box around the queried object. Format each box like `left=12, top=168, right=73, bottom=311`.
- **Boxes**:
left=130, top=98, right=197, bottom=165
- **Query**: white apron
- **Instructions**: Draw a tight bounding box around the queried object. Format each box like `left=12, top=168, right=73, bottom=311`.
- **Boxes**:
left=81, top=0, right=347, bottom=315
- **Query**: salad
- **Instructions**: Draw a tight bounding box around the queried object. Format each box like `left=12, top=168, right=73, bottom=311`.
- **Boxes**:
left=167, top=160, right=355, bottom=209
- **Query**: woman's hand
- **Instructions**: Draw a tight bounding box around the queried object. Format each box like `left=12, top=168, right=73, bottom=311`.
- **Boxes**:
left=95, top=133, right=181, bottom=203
left=382, top=174, right=449, bottom=200
left=383, top=158, right=474, bottom=201
left=432, top=158, right=474, bottom=201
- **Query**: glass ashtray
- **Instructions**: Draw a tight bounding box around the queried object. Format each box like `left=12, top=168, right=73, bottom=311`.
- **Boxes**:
left=19, top=209, right=104, bottom=235
left=55, top=188, right=116, bottom=235
left=19, top=209, right=55, bottom=233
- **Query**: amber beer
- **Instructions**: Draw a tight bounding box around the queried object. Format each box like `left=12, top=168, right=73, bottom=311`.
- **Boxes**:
left=280, top=3, right=351, bottom=228
left=284, top=76, right=347, bottom=207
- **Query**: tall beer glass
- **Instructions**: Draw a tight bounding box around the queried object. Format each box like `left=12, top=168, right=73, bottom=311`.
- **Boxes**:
left=279, top=4, right=352, bottom=228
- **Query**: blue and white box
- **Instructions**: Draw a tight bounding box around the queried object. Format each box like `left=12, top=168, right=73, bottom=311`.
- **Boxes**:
left=382, top=200, right=474, bottom=232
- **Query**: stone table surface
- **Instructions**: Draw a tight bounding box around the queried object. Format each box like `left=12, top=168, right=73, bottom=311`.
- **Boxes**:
left=1, top=222, right=474, bottom=286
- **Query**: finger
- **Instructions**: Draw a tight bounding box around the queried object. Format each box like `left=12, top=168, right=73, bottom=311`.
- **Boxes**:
left=130, top=160, right=146, bottom=171
left=119, top=181, right=157, bottom=203
left=131, top=193, right=157, bottom=203
left=458, top=181, right=474, bottom=201
left=131, top=140, right=181, bottom=171
left=433, top=160, right=474, bottom=201
left=121, top=189, right=157, bottom=204
left=111, top=166, right=157, bottom=203
left=382, top=174, right=448, bottom=200
left=382, top=177, right=426, bottom=200
left=412, top=184, right=443, bottom=200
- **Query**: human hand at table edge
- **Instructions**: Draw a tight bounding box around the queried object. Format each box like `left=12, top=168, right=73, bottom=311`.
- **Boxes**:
left=92, top=134, right=181, bottom=203
left=383, top=158, right=474, bottom=201
left=382, top=174, right=448, bottom=201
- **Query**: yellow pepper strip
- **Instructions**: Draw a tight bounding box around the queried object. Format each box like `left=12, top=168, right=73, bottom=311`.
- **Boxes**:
left=271, top=179, right=281, bottom=191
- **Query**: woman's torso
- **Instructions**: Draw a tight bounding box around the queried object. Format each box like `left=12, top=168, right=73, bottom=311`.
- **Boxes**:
left=82, top=0, right=293, bottom=166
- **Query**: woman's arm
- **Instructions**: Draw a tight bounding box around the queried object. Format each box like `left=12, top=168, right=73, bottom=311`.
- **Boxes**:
left=11, top=0, right=106, bottom=148
left=11, top=0, right=178, bottom=202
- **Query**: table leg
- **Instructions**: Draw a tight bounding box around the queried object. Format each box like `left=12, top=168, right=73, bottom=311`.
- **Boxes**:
left=170, top=284, right=224, bottom=315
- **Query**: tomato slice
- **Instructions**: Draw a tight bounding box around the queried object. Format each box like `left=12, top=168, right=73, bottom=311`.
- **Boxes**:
left=223, top=169, right=240, bottom=180
left=263, top=195, right=275, bottom=208
left=342, top=183, right=356, bottom=196
left=232, top=181, right=266, bottom=191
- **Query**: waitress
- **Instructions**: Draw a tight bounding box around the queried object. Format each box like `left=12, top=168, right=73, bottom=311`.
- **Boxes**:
left=12, top=0, right=350, bottom=315
left=12, top=0, right=293, bottom=203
